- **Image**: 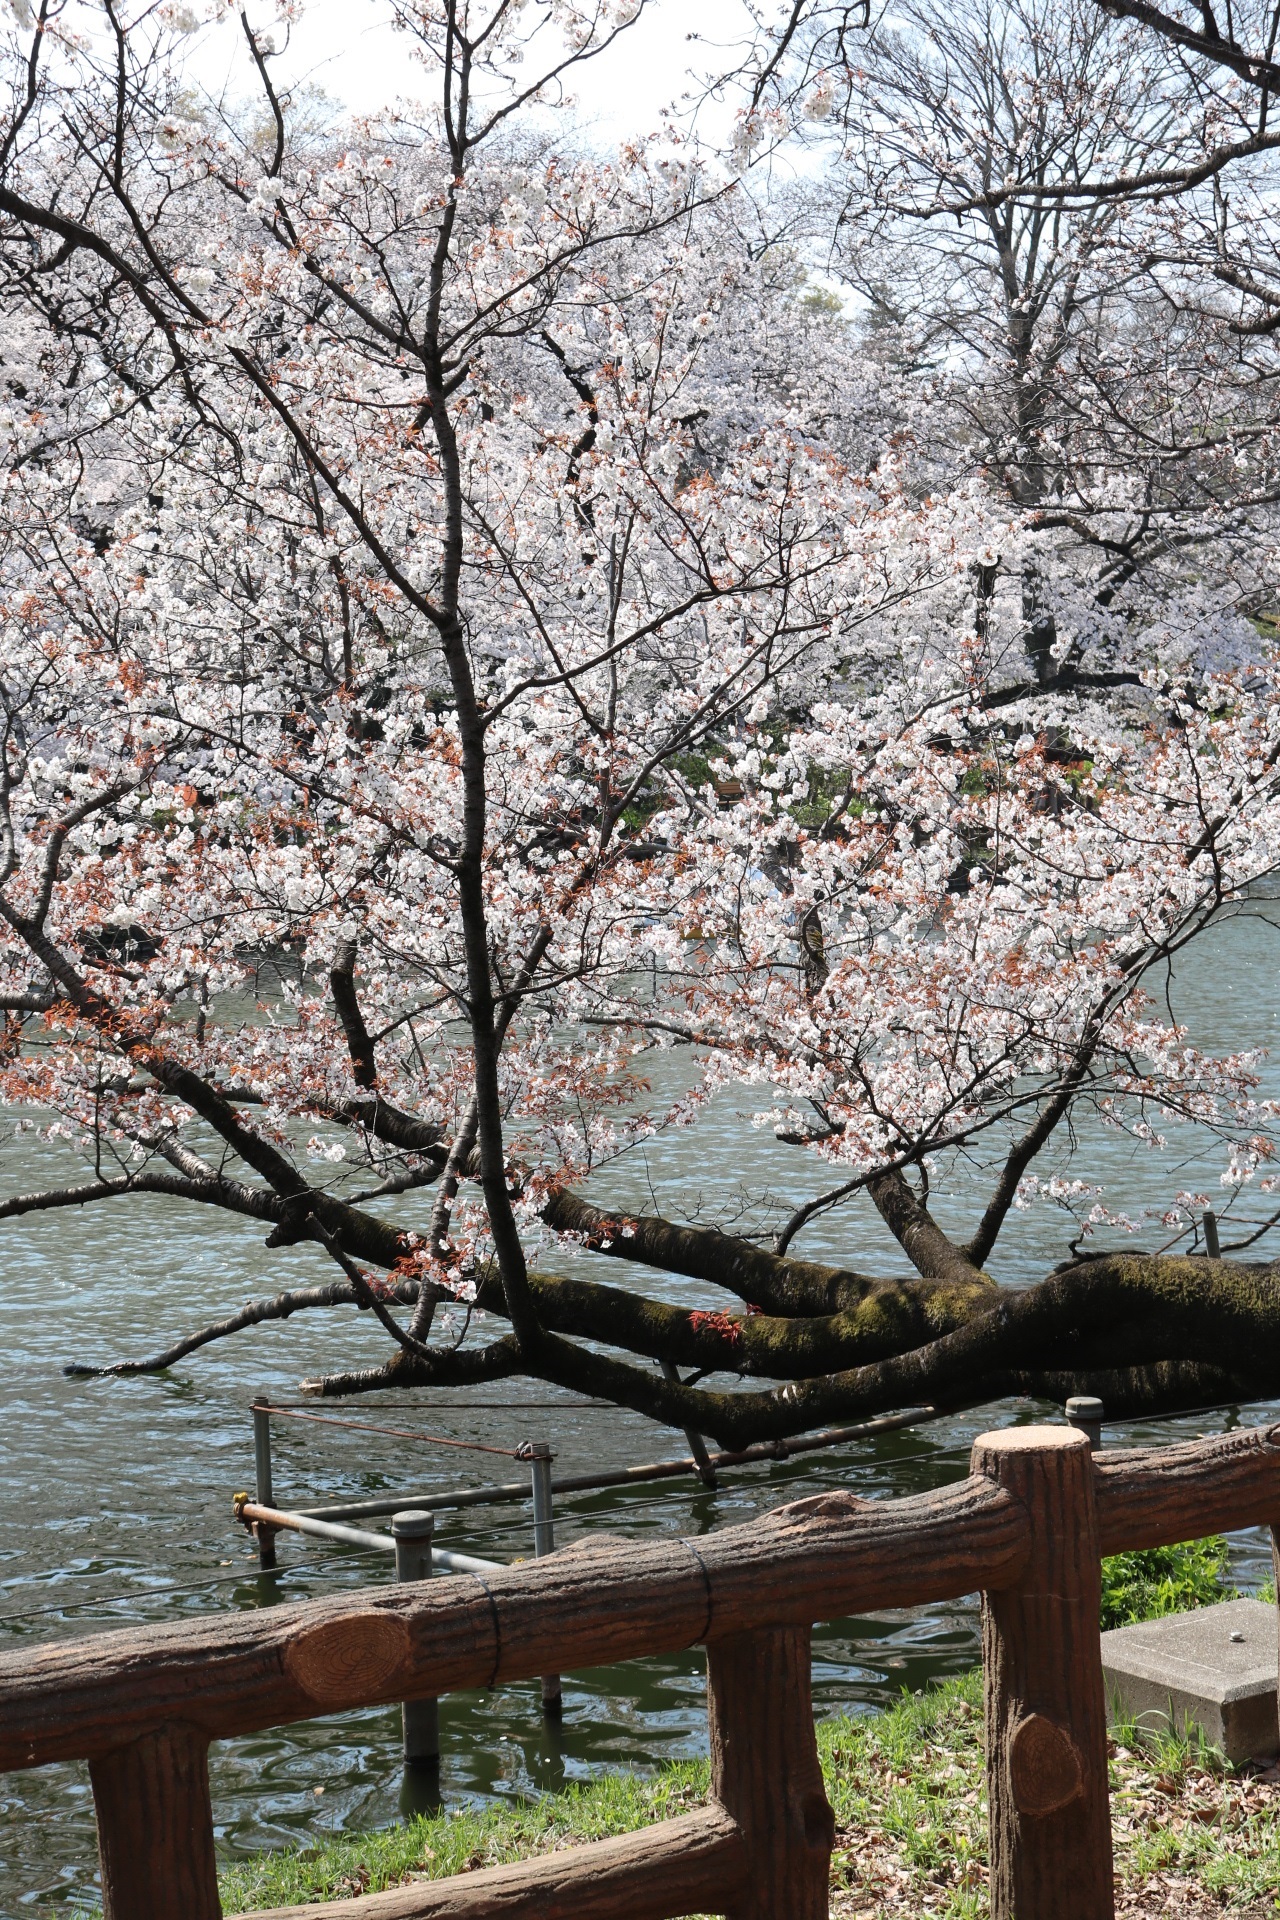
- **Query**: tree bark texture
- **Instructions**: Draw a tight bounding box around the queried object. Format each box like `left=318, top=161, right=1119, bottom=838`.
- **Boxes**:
left=974, top=1425, right=1113, bottom=1920
left=707, top=1625, right=834, bottom=1920
left=323, top=1252, right=1277, bottom=1451
left=88, top=1722, right=221, bottom=1920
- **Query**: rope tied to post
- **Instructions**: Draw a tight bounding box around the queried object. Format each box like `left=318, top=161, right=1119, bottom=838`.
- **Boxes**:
left=255, top=1404, right=532, bottom=1457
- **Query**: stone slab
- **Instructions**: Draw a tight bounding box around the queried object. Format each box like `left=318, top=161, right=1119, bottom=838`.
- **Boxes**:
left=1101, top=1597, right=1278, bottom=1764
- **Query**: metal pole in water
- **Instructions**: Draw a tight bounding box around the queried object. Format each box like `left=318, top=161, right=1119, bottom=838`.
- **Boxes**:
left=251, top=1395, right=277, bottom=1570
left=1065, top=1395, right=1104, bottom=1452
left=527, top=1442, right=562, bottom=1718
left=392, top=1510, right=440, bottom=1770
left=1203, top=1210, right=1221, bottom=1259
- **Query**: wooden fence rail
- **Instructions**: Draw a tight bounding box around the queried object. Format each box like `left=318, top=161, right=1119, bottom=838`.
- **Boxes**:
left=4, top=1421, right=1280, bottom=1920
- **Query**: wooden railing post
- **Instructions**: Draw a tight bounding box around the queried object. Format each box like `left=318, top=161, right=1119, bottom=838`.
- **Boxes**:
left=706, top=1625, right=834, bottom=1919
left=974, top=1424, right=1113, bottom=1920
left=89, top=1721, right=221, bottom=1920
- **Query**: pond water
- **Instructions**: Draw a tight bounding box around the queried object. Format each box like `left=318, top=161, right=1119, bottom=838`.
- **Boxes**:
left=1, top=908, right=1279, bottom=1914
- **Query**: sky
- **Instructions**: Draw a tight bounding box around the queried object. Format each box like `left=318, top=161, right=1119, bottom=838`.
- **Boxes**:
left=180, top=0, right=755, bottom=147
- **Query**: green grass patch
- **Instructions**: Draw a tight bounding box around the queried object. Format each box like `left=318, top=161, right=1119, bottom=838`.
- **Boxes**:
left=1100, top=1536, right=1236, bottom=1631
left=221, top=1668, right=1280, bottom=1916
left=219, top=1765, right=708, bottom=1910
left=823, top=1672, right=988, bottom=1914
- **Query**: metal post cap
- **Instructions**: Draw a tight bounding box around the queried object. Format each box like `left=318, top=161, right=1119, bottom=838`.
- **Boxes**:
left=391, top=1510, right=436, bottom=1539
left=1065, top=1396, right=1104, bottom=1419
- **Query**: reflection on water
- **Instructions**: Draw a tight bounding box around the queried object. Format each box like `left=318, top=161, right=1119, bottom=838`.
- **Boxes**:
left=2, top=912, right=1279, bottom=1911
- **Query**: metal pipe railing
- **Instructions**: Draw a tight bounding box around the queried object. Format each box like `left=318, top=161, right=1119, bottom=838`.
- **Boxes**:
left=288, top=1406, right=940, bottom=1523
left=233, top=1497, right=502, bottom=1574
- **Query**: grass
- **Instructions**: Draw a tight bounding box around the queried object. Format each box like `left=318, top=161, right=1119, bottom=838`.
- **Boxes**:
left=219, top=1685, right=992, bottom=1916
left=1109, top=1717, right=1280, bottom=1915
left=219, top=1767, right=709, bottom=1910
left=1100, top=1536, right=1236, bottom=1631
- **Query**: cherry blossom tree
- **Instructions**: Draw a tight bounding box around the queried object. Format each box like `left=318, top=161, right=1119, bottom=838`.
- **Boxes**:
left=1077, top=3, right=1280, bottom=346
left=754, top=0, right=1280, bottom=708
left=3, top=0, right=1280, bottom=1444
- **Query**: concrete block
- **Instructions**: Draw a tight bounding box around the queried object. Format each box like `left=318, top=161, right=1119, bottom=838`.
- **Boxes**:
left=1101, top=1597, right=1279, bottom=1764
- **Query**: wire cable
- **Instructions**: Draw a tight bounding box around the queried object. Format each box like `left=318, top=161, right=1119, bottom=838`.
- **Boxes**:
left=260, top=1404, right=531, bottom=1457
left=0, top=1564, right=304, bottom=1628
left=267, top=1398, right=618, bottom=1412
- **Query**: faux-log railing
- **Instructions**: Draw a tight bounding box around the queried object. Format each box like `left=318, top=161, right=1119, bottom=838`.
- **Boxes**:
left=5, top=1423, right=1280, bottom=1920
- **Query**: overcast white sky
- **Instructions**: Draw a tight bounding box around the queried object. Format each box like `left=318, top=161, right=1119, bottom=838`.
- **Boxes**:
left=183, top=0, right=754, bottom=146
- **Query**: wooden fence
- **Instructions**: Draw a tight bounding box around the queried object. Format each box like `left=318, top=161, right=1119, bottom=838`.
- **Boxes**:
left=3, top=1420, right=1279, bottom=1920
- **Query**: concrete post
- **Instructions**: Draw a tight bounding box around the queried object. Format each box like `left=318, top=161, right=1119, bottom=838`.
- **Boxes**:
left=1066, top=1395, right=1104, bottom=1453
left=251, top=1395, right=277, bottom=1570
left=528, top=1443, right=562, bottom=1717
left=392, top=1510, right=439, bottom=1769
